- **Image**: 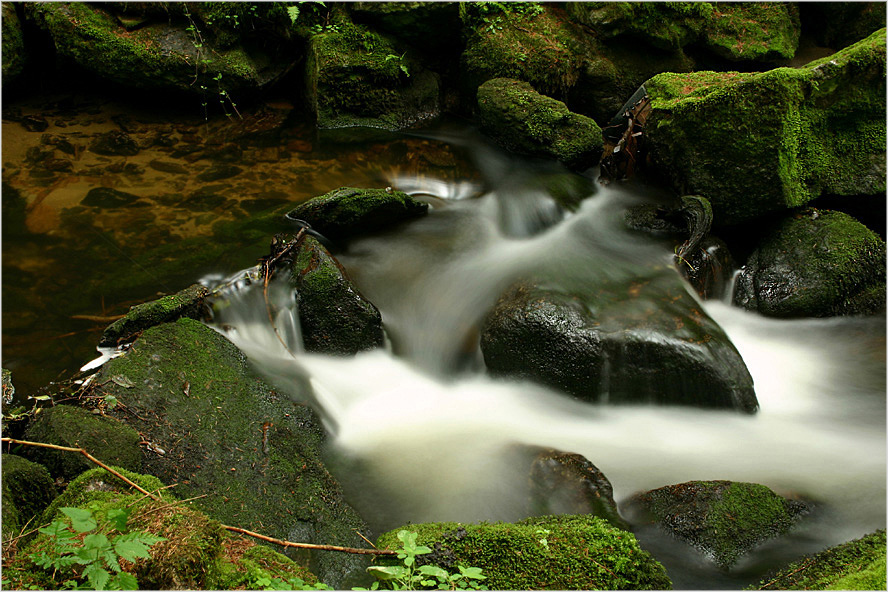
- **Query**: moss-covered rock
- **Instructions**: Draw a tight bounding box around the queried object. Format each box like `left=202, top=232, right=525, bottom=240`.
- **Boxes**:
left=1, top=454, right=57, bottom=540
left=528, top=448, right=629, bottom=531
left=2, top=2, right=26, bottom=84
left=568, top=2, right=800, bottom=64
left=751, top=529, right=886, bottom=590
left=99, top=283, right=209, bottom=347
left=348, top=2, right=462, bottom=57
left=476, top=78, right=603, bottom=171
left=644, top=28, right=887, bottom=226
left=480, top=272, right=758, bottom=413
left=209, top=541, right=322, bottom=590
left=375, top=515, right=672, bottom=590
left=99, top=318, right=369, bottom=587
left=291, top=236, right=384, bottom=355
left=286, top=186, right=428, bottom=242
left=733, top=209, right=886, bottom=317
left=306, top=19, right=441, bottom=130
left=21, top=404, right=142, bottom=480
left=25, top=2, right=287, bottom=96
left=625, top=480, right=810, bottom=569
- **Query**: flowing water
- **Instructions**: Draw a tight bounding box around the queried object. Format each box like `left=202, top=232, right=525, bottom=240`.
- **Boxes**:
left=4, top=94, right=885, bottom=588
left=208, top=129, right=886, bottom=589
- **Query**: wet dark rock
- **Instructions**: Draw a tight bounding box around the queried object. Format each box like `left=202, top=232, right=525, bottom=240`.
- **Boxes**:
left=40, top=158, right=73, bottom=173
left=100, top=283, right=210, bottom=347
left=286, top=186, right=428, bottom=242
left=89, top=130, right=140, bottom=156
left=40, top=134, right=77, bottom=155
left=624, top=203, right=686, bottom=237
left=751, top=529, right=886, bottom=590
left=148, top=159, right=189, bottom=175
left=21, top=404, right=143, bottom=481
left=101, top=318, right=371, bottom=587
left=528, top=447, right=629, bottom=531
left=679, top=236, right=736, bottom=301
left=733, top=209, right=886, bottom=317
left=290, top=236, right=384, bottom=355
left=204, top=143, right=243, bottom=162
left=81, top=187, right=142, bottom=208
left=196, top=163, right=242, bottom=183
left=623, top=480, right=810, bottom=568
left=306, top=20, right=441, bottom=130
left=644, top=29, right=886, bottom=225
left=476, top=78, right=603, bottom=171
left=25, top=146, right=53, bottom=165
left=480, top=272, right=758, bottom=413
left=1, top=454, right=57, bottom=541
left=21, top=115, right=49, bottom=133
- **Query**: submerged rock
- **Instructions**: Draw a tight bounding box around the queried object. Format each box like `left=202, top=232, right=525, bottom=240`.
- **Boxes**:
left=100, top=318, right=370, bottom=587
left=306, top=20, right=440, bottom=130
left=21, top=404, right=142, bottom=480
left=476, top=78, right=603, bottom=171
left=528, top=448, right=629, bottom=531
left=733, top=209, right=886, bottom=317
left=99, top=283, right=209, bottom=347
left=286, top=186, right=428, bottom=242
left=751, top=529, right=886, bottom=590
left=480, top=272, right=758, bottom=413
left=376, top=515, right=672, bottom=590
left=624, top=480, right=810, bottom=568
left=644, top=28, right=887, bottom=226
left=290, top=236, right=384, bottom=355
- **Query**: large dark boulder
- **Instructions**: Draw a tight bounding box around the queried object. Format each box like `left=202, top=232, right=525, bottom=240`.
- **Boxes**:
left=644, top=28, right=887, bottom=226
left=286, top=186, right=428, bottom=242
left=100, top=318, right=370, bottom=587
left=290, top=236, right=385, bottom=355
left=375, top=515, right=672, bottom=590
left=528, top=448, right=629, bottom=531
left=476, top=78, right=603, bottom=171
left=480, top=271, right=758, bottom=413
left=624, top=480, right=810, bottom=568
left=305, top=20, right=440, bottom=130
left=733, top=209, right=886, bottom=317
left=21, top=404, right=143, bottom=480
left=1, top=454, right=57, bottom=540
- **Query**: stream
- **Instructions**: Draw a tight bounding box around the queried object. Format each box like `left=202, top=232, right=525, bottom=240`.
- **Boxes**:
left=3, top=95, right=885, bottom=589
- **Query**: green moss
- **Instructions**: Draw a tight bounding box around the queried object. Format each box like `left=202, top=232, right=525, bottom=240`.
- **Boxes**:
left=2, top=3, right=25, bottom=81
left=645, top=28, right=886, bottom=225
left=376, top=515, right=672, bottom=590
left=210, top=543, right=321, bottom=589
left=1, top=455, right=57, bottom=534
left=476, top=78, right=603, bottom=169
left=703, top=3, right=800, bottom=62
left=100, top=283, right=209, bottom=347
left=752, top=530, right=886, bottom=590
left=21, top=405, right=143, bottom=480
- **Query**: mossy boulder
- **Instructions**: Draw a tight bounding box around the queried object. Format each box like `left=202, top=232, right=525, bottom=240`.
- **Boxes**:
left=2, top=2, right=26, bottom=84
left=21, top=404, right=142, bottom=480
left=6, top=466, right=322, bottom=590
left=306, top=20, right=441, bottom=130
left=347, top=2, right=462, bottom=56
left=26, top=2, right=287, bottom=96
left=644, top=28, right=887, bottom=226
left=733, top=209, right=886, bottom=317
left=528, top=448, right=629, bottom=531
left=624, top=480, right=810, bottom=568
left=1, top=454, right=57, bottom=540
left=476, top=78, right=603, bottom=171
left=751, top=529, right=886, bottom=590
left=375, top=515, right=672, bottom=590
left=99, top=283, right=209, bottom=347
left=99, top=318, right=370, bottom=587
left=291, top=236, right=385, bottom=355
left=480, top=271, right=758, bottom=413
left=286, top=186, right=428, bottom=242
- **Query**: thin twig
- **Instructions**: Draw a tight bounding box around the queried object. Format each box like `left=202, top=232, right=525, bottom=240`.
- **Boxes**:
left=759, top=558, right=815, bottom=589
left=134, top=494, right=208, bottom=517
left=222, top=525, right=396, bottom=556
left=354, top=529, right=378, bottom=549
left=1, top=438, right=161, bottom=501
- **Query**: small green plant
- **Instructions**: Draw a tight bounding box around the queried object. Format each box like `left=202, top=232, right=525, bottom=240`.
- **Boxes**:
left=385, top=53, right=410, bottom=77
left=252, top=574, right=333, bottom=590
left=365, top=530, right=487, bottom=591
left=535, top=528, right=551, bottom=551
left=27, top=506, right=165, bottom=590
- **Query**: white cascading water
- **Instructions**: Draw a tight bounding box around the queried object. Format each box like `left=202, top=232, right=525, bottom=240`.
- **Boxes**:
left=207, top=137, right=885, bottom=588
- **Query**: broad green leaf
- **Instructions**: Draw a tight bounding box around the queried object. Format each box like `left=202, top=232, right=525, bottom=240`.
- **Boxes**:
left=367, top=565, right=406, bottom=581
left=458, top=566, right=486, bottom=580
left=286, top=5, right=299, bottom=24
left=60, top=507, right=97, bottom=533
left=418, top=565, right=448, bottom=579
left=83, top=563, right=111, bottom=590
left=114, top=532, right=166, bottom=562
left=38, top=520, right=71, bottom=538
left=106, top=508, right=130, bottom=533
left=104, top=394, right=119, bottom=409
left=113, top=572, right=139, bottom=590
